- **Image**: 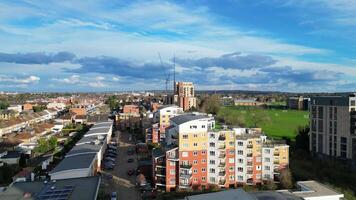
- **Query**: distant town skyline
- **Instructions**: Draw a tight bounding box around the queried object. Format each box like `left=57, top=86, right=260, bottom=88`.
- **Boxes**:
left=0, top=0, right=356, bottom=92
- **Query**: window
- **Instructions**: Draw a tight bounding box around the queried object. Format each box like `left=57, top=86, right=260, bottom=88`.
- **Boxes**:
left=237, top=141, right=243, bottom=146
left=193, top=169, right=198, bottom=174
left=210, top=151, right=215, bottom=156
left=209, top=160, right=215, bottom=165
left=229, top=141, right=234, bottom=146
left=182, top=134, right=188, bottom=139
left=182, top=152, right=188, bottom=157
left=264, top=174, right=270, bottom=179
left=170, top=161, right=176, bottom=166
left=170, top=178, right=176, bottom=185
left=264, top=166, right=270, bottom=170
left=210, top=134, right=215, bottom=138
left=170, top=169, right=175, bottom=175
left=193, top=178, right=198, bottom=182
left=237, top=176, right=243, bottom=181
left=210, top=177, right=216, bottom=182
left=229, top=175, right=235, bottom=180
left=209, top=168, right=215, bottom=173
left=202, top=150, right=206, bottom=155
left=193, top=134, right=198, bottom=138
left=193, top=143, right=198, bottom=147
left=202, top=125, right=206, bottom=128
left=238, top=167, right=243, bottom=172
left=237, top=150, right=243, bottom=155
left=209, top=142, right=215, bottom=147
left=202, top=177, right=206, bottom=181
left=264, top=158, right=270, bottom=162
left=193, top=151, right=198, bottom=156
left=183, top=143, right=188, bottom=147
left=202, top=159, right=206, bottom=163
left=264, top=149, right=270, bottom=154
left=238, top=159, right=243, bottom=163
left=229, top=158, right=234, bottom=163
left=229, top=150, right=234, bottom=155
left=202, top=168, right=206, bottom=172
left=351, top=100, right=356, bottom=106
left=193, top=160, right=198, bottom=165
left=229, top=167, right=234, bottom=172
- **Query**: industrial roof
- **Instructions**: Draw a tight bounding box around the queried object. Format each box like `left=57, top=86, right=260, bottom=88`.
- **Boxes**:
left=50, top=153, right=96, bottom=174
left=85, top=127, right=111, bottom=135
left=170, top=114, right=210, bottom=125
left=66, top=143, right=102, bottom=158
left=77, top=135, right=106, bottom=145
left=0, top=176, right=100, bottom=200
left=287, top=181, right=344, bottom=198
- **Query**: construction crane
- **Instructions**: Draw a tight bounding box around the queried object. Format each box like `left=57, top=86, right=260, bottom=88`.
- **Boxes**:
left=158, top=52, right=170, bottom=97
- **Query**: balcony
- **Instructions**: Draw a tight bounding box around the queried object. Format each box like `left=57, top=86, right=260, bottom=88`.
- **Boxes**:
left=218, top=135, right=226, bottom=141
left=247, top=162, right=253, bottom=166
left=247, top=144, right=253, bottom=148
left=247, top=170, right=253, bottom=174
left=218, top=162, right=226, bottom=167
left=218, top=179, right=226, bottom=185
left=274, top=152, right=280, bottom=156
left=274, top=168, right=280, bottom=174
left=180, top=163, right=192, bottom=169
left=274, top=160, right=280, bottom=165
left=218, top=144, right=226, bottom=149
left=218, top=170, right=226, bottom=176
left=156, top=159, right=165, bottom=166
left=156, top=169, right=166, bottom=176
left=247, top=153, right=253, bottom=157
left=246, top=178, right=253, bottom=185
left=156, top=178, right=166, bottom=186
left=219, top=152, right=226, bottom=158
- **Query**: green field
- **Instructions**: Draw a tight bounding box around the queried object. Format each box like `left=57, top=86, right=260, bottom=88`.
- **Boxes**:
left=218, top=106, right=309, bottom=139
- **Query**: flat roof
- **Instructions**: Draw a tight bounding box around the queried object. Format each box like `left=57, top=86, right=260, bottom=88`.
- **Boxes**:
left=291, top=181, right=344, bottom=198
left=251, top=191, right=302, bottom=200
left=185, top=189, right=256, bottom=200
left=0, top=176, right=100, bottom=200
left=85, top=127, right=111, bottom=135
left=66, top=143, right=102, bottom=157
left=171, top=114, right=210, bottom=125
left=50, top=153, right=96, bottom=174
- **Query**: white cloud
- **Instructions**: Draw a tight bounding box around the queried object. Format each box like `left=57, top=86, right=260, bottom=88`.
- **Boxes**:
left=0, top=75, right=40, bottom=84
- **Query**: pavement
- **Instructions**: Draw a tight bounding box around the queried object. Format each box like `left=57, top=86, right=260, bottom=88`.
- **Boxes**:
left=101, top=130, right=141, bottom=200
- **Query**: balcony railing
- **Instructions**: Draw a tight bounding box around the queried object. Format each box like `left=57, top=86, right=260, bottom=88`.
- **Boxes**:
left=247, top=144, right=253, bottom=148
left=247, top=153, right=253, bottom=157
left=274, top=161, right=280, bottom=165
left=274, top=168, right=280, bottom=174
left=218, top=171, right=226, bottom=176
left=219, top=153, right=226, bottom=158
left=219, top=179, right=226, bottom=185
left=218, top=135, right=226, bottom=141
left=247, top=170, right=253, bottom=174
left=274, top=152, right=280, bottom=156
left=247, top=162, right=253, bottom=166
left=218, top=144, right=226, bottom=149
left=180, top=164, right=192, bottom=169
left=218, top=162, right=226, bottom=167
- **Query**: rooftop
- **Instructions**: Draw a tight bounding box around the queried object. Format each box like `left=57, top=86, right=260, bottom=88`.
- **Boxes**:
left=185, top=189, right=256, bottom=200
left=284, top=181, right=344, bottom=199
left=0, top=176, right=100, bottom=200
left=50, top=153, right=96, bottom=174
left=170, top=114, right=211, bottom=125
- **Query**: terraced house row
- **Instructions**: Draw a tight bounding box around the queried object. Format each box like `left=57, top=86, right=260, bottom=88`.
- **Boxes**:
left=152, top=113, right=289, bottom=192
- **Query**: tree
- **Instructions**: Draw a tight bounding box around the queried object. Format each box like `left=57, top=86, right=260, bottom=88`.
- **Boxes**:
left=295, top=125, right=310, bottom=151
left=200, top=95, right=221, bottom=115
left=249, top=110, right=271, bottom=127
left=33, top=105, right=46, bottom=112
left=280, top=168, right=293, bottom=189
left=106, top=96, right=119, bottom=111
left=48, top=136, right=58, bottom=149
left=0, top=100, right=10, bottom=110
left=262, top=180, right=277, bottom=190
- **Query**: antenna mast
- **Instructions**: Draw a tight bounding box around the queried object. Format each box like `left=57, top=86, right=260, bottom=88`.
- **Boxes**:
left=173, top=54, right=176, bottom=94
left=158, top=52, right=170, bottom=97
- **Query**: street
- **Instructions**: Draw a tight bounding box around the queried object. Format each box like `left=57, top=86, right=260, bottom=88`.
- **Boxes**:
left=101, top=130, right=141, bottom=200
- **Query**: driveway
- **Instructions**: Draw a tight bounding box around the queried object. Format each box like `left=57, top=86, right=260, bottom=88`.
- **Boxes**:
left=101, top=130, right=141, bottom=200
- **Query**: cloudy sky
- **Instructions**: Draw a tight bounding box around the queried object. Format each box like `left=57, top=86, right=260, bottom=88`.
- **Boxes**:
left=0, top=0, right=356, bottom=92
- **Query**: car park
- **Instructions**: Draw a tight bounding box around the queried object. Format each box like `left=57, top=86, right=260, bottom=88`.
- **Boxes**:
left=107, top=149, right=117, bottom=154
left=105, top=157, right=116, bottom=162
left=108, top=146, right=117, bottom=150
left=105, top=154, right=116, bottom=159
left=127, top=158, right=134, bottom=163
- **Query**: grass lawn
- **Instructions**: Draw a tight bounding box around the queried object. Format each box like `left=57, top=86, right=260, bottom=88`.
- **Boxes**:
left=219, top=106, right=309, bottom=139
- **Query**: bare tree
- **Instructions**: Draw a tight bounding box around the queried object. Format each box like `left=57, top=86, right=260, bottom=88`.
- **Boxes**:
left=280, top=168, right=293, bottom=189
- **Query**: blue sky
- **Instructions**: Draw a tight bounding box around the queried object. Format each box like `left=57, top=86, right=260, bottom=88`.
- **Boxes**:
left=0, top=0, right=356, bottom=92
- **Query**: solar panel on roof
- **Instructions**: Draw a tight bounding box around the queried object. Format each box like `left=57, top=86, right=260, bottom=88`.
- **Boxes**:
left=36, top=184, right=74, bottom=200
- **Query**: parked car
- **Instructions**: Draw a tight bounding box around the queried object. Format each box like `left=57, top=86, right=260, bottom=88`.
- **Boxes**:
left=108, top=146, right=117, bottom=151
left=106, top=153, right=117, bottom=158
left=111, top=192, right=117, bottom=200
left=105, top=157, right=116, bottom=162
left=127, top=158, right=134, bottom=163
left=127, top=150, right=134, bottom=155
left=127, top=169, right=135, bottom=176
left=103, top=164, right=114, bottom=170
left=107, top=149, right=117, bottom=154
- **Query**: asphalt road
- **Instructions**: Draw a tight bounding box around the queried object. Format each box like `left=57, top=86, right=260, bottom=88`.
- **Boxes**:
left=101, top=130, right=141, bottom=200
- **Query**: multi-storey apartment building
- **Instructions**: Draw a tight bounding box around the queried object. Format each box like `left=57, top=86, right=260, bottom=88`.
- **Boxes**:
left=309, top=94, right=356, bottom=164
left=167, top=82, right=197, bottom=111
left=146, top=105, right=183, bottom=144
left=152, top=114, right=289, bottom=192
